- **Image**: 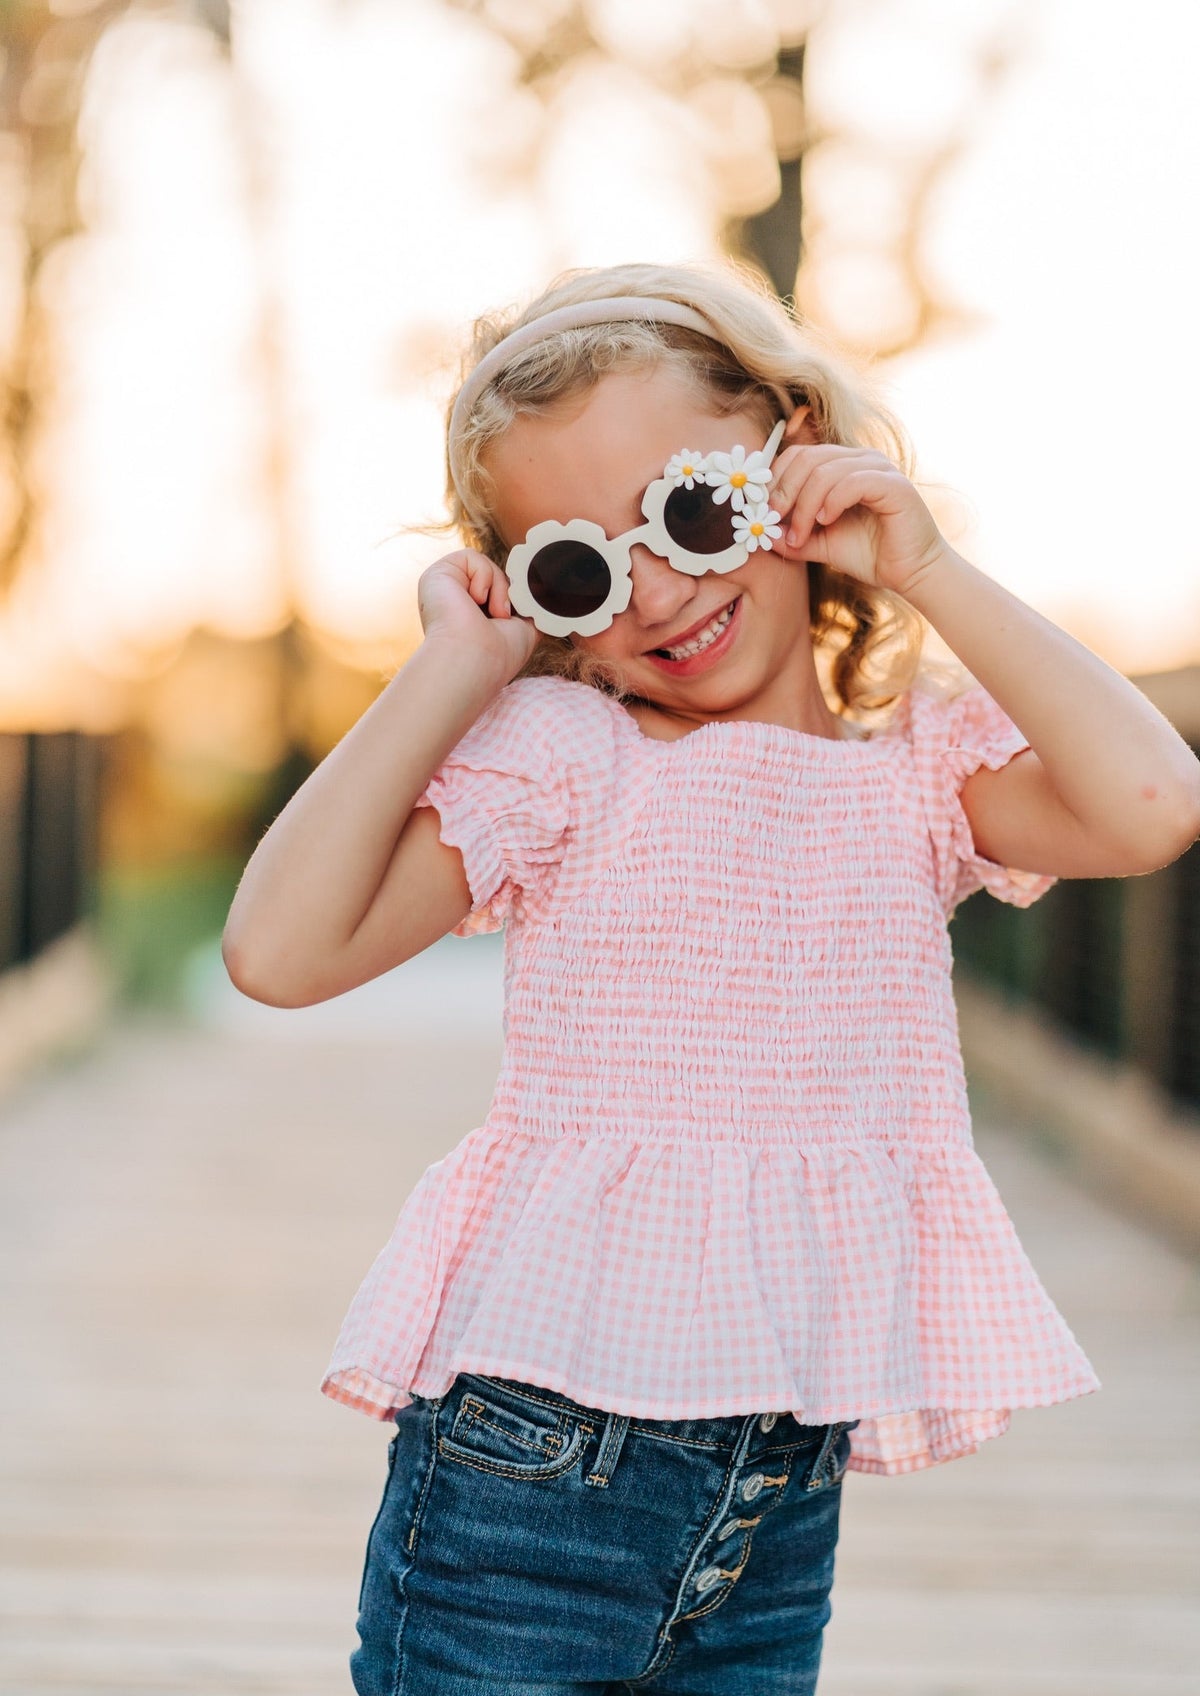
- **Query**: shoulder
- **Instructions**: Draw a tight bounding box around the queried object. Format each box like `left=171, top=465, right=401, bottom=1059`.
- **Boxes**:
left=472, top=673, right=632, bottom=731
left=467, top=675, right=644, bottom=767
left=442, top=677, right=650, bottom=817
left=883, top=665, right=1022, bottom=762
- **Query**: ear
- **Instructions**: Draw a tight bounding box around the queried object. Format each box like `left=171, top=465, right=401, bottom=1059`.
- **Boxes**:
left=782, top=404, right=818, bottom=446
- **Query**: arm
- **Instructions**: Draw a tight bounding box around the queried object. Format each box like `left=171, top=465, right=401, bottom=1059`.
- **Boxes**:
left=902, top=549, right=1200, bottom=877
left=222, top=547, right=538, bottom=1007
left=768, top=432, right=1200, bottom=880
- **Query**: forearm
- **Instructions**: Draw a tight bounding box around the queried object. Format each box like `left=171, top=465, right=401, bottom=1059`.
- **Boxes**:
left=222, top=638, right=505, bottom=988
left=903, top=548, right=1200, bottom=855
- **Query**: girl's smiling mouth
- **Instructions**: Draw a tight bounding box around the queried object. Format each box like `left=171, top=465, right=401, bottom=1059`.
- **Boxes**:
left=645, top=595, right=741, bottom=673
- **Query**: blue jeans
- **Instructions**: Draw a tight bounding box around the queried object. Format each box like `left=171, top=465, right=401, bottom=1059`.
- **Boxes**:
left=351, top=1371, right=859, bottom=1694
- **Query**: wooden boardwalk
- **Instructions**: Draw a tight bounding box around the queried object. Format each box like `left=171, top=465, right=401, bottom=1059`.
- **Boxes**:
left=1, top=936, right=1197, bottom=1694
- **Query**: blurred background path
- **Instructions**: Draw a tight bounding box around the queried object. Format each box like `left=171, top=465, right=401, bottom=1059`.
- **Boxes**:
left=1, top=935, right=1197, bottom=1696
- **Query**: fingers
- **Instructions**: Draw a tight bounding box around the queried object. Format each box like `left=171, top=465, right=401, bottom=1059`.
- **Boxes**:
left=801, top=469, right=910, bottom=537
left=487, top=563, right=513, bottom=620
left=768, top=444, right=885, bottom=516
left=462, top=550, right=494, bottom=607
left=772, top=444, right=874, bottom=542
left=430, top=548, right=521, bottom=620
left=770, top=449, right=899, bottom=548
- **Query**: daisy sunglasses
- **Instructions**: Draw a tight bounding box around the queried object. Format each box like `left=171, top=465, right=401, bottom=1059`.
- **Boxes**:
left=503, top=418, right=787, bottom=637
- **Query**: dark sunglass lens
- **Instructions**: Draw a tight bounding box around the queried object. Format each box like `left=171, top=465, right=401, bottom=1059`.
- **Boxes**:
left=662, top=484, right=738, bottom=555
left=524, top=539, right=612, bottom=620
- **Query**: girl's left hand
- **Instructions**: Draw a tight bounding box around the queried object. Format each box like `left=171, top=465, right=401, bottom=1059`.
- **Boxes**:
left=767, top=444, right=948, bottom=598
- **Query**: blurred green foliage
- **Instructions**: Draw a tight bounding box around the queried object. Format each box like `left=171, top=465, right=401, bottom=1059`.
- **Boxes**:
left=93, top=851, right=245, bottom=1008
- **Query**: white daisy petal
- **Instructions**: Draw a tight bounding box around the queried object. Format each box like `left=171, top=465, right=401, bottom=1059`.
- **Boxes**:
left=734, top=498, right=783, bottom=551
left=665, top=449, right=707, bottom=489
left=704, top=441, right=778, bottom=513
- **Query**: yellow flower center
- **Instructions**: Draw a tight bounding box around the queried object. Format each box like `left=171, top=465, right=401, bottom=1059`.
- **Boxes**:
left=730, top=471, right=747, bottom=487
left=682, top=463, right=694, bottom=476
left=750, top=522, right=764, bottom=535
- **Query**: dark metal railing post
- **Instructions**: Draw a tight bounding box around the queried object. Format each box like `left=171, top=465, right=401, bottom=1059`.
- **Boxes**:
left=0, top=730, right=99, bottom=974
left=1169, top=829, right=1200, bottom=1107
left=0, top=734, right=29, bottom=973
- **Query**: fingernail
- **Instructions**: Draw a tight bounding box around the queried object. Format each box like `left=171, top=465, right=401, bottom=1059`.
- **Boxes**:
left=787, top=529, right=798, bottom=547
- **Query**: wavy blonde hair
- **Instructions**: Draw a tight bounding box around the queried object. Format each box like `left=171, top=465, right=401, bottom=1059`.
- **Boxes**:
left=443, top=259, right=958, bottom=723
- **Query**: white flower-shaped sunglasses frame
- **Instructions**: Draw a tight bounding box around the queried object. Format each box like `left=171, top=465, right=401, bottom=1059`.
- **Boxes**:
left=504, top=419, right=787, bottom=637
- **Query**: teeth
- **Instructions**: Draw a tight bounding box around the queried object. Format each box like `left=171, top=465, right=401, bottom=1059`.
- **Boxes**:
left=662, top=602, right=735, bottom=661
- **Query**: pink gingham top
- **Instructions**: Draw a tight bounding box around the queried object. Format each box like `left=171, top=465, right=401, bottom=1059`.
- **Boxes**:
left=321, top=672, right=1101, bottom=1475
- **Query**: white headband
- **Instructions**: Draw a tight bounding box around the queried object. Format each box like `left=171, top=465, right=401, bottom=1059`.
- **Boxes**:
left=446, top=295, right=797, bottom=522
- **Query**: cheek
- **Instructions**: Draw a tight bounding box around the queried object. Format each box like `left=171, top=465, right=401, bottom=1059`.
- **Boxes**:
left=572, top=621, right=628, bottom=658
left=754, top=550, right=810, bottom=602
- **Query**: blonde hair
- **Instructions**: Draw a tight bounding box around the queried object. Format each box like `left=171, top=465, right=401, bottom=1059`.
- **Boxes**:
left=443, top=258, right=954, bottom=722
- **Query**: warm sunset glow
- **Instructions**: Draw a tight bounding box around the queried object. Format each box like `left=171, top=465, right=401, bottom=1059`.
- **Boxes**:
left=1, top=0, right=1197, bottom=729
left=806, top=0, right=1200, bottom=672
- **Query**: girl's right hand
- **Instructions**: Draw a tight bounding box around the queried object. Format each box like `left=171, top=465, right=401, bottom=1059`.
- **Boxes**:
left=417, top=548, right=541, bottom=679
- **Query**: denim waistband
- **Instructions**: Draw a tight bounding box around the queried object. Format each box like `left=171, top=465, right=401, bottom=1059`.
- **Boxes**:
left=415, top=1371, right=861, bottom=1491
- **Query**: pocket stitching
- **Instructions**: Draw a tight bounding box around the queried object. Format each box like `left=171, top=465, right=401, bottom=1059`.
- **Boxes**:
left=453, top=1394, right=568, bottom=1458
left=438, top=1418, right=590, bottom=1480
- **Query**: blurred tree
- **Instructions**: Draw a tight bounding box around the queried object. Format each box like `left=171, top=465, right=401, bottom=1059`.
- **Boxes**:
left=0, top=0, right=130, bottom=594
left=0, top=0, right=230, bottom=598
left=737, top=40, right=806, bottom=299
left=440, top=0, right=1026, bottom=362
left=0, top=0, right=236, bottom=992
left=443, top=0, right=809, bottom=300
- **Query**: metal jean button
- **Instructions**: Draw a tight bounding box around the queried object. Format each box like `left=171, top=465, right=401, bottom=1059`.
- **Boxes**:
left=759, top=1411, right=778, bottom=1432
left=695, top=1564, right=725, bottom=1592
left=740, top=1473, right=765, bottom=1501
left=716, top=1518, right=743, bottom=1540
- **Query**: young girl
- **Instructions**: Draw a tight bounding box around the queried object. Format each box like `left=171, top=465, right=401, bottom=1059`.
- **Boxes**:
left=222, top=260, right=1200, bottom=1695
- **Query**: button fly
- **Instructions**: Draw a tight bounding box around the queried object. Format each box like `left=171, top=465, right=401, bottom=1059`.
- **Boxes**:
left=759, top=1411, right=778, bottom=1432
left=716, top=1518, right=743, bottom=1540
left=740, top=1473, right=765, bottom=1501
left=695, top=1564, right=725, bottom=1593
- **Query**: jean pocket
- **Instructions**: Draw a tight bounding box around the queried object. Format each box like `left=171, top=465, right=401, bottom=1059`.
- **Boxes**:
left=803, top=1420, right=857, bottom=1493
left=438, top=1380, right=590, bottom=1480
left=829, top=1426, right=853, bottom=1486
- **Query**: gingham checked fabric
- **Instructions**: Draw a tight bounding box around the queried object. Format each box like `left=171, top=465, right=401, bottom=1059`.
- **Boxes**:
left=321, top=673, right=1101, bottom=1475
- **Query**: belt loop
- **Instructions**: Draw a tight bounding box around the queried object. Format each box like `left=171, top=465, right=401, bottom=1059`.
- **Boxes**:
left=409, top=1389, right=447, bottom=1413
left=805, top=1419, right=847, bottom=1492
left=584, top=1411, right=630, bottom=1489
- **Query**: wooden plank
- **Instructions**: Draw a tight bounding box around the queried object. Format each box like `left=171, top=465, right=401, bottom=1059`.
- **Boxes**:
left=0, top=940, right=1196, bottom=1693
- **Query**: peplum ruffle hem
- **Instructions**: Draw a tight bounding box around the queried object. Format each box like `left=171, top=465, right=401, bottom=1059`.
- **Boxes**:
left=322, top=1121, right=1101, bottom=1476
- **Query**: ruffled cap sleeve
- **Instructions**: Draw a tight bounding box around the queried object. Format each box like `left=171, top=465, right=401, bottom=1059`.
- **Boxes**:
left=907, top=680, right=1059, bottom=919
left=412, top=675, right=649, bottom=937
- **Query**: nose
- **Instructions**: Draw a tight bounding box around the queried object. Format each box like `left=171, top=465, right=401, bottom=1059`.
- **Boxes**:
left=627, top=542, right=698, bottom=631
